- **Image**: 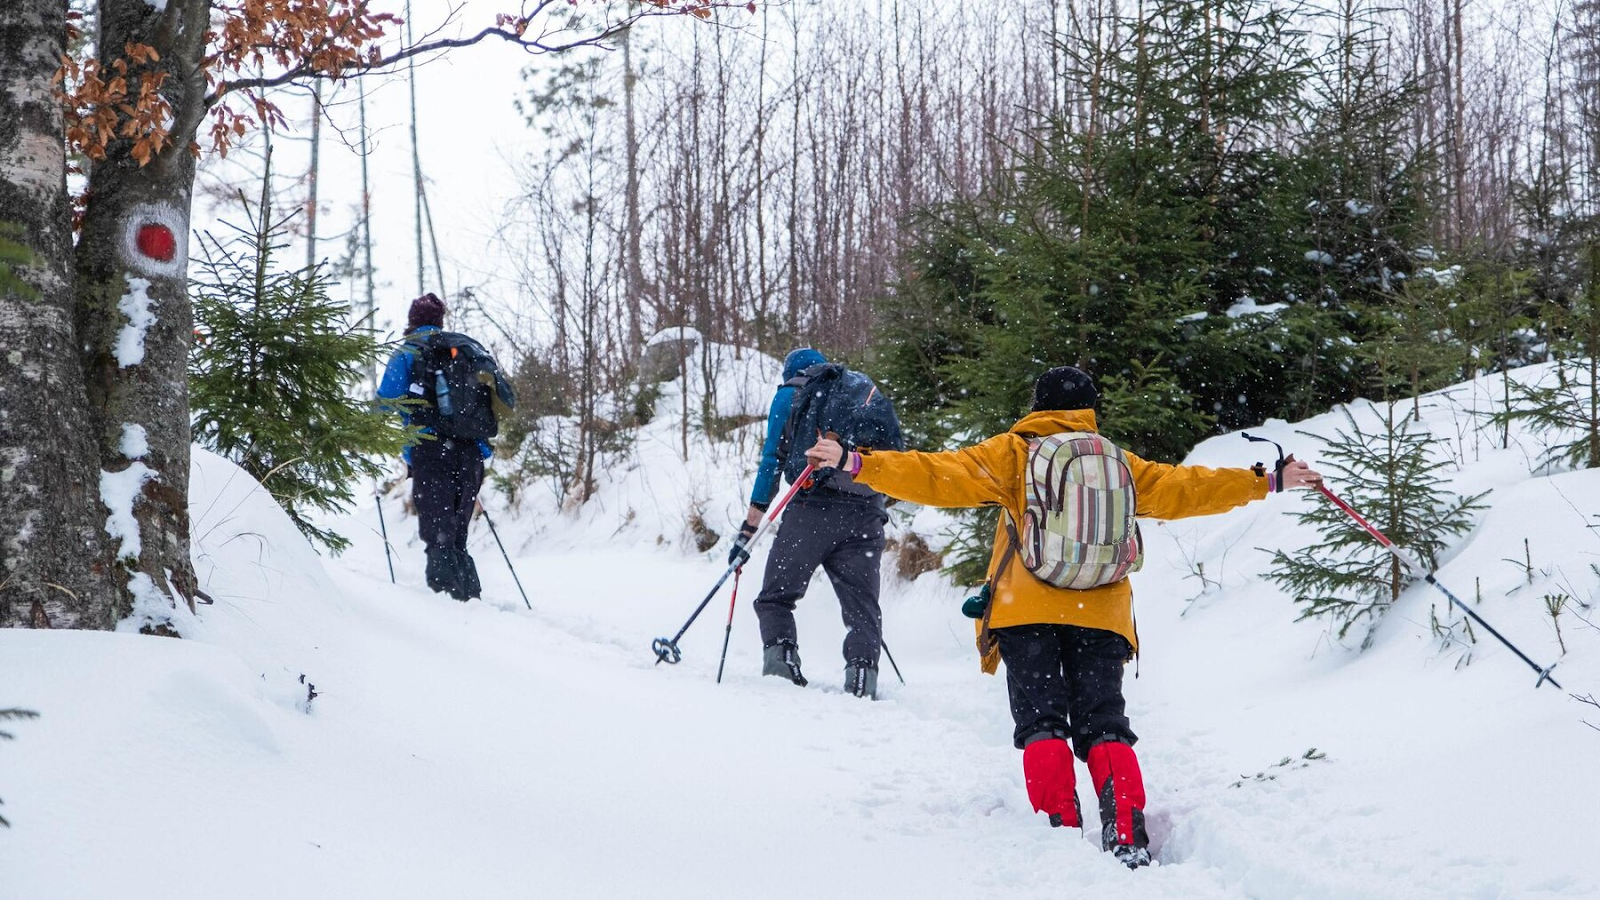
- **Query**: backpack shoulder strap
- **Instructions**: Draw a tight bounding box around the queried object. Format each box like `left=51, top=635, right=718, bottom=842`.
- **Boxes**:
left=774, top=381, right=806, bottom=465
left=976, top=435, right=1043, bottom=664
left=977, top=520, right=1023, bottom=661
left=407, top=331, right=440, bottom=380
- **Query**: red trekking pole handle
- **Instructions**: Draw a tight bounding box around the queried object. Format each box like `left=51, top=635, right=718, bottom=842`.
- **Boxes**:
left=1314, top=483, right=1401, bottom=552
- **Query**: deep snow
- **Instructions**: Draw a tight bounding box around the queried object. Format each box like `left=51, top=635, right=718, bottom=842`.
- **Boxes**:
left=4, top=353, right=1600, bottom=899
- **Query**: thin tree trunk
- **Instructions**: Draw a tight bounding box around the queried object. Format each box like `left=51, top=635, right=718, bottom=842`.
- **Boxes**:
left=1451, top=0, right=1466, bottom=250
left=622, top=26, right=646, bottom=354
left=359, top=78, right=376, bottom=391
left=305, top=83, right=320, bottom=270
left=406, top=0, right=424, bottom=295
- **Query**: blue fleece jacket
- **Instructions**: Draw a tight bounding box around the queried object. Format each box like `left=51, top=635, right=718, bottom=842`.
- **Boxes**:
left=748, top=348, right=827, bottom=508
left=377, top=326, right=492, bottom=464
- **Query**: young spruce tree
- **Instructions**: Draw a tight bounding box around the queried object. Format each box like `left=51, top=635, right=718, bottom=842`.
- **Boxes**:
left=1492, top=245, right=1600, bottom=470
left=1266, top=404, right=1485, bottom=644
left=0, top=707, right=39, bottom=827
left=189, top=159, right=411, bottom=552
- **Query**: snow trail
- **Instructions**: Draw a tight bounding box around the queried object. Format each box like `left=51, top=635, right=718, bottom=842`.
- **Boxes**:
left=6, top=364, right=1600, bottom=897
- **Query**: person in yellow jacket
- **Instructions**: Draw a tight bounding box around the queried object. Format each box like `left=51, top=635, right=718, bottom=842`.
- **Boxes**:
left=805, top=365, right=1321, bottom=869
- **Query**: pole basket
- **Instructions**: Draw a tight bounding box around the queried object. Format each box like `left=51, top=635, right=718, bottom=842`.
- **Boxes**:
left=652, top=637, right=683, bottom=665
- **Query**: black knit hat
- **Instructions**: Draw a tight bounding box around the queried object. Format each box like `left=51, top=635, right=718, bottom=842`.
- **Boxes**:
left=408, top=292, right=446, bottom=331
left=1031, top=366, right=1099, bottom=412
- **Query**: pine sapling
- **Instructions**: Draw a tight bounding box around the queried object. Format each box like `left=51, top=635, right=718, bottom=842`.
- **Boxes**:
left=0, top=708, right=40, bottom=828
left=189, top=154, right=411, bottom=552
left=1429, top=599, right=1477, bottom=661
left=1491, top=251, right=1600, bottom=471
left=1502, top=538, right=1538, bottom=590
left=1545, top=592, right=1571, bottom=655
left=1266, top=402, right=1487, bottom=644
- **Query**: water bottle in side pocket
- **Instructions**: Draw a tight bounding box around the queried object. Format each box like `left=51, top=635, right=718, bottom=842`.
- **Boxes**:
left=434, top=370, right=453, bottom=417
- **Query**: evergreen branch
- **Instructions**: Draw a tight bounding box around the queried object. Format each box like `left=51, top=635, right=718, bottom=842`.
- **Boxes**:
left=0, top=708, right=40, bottom=741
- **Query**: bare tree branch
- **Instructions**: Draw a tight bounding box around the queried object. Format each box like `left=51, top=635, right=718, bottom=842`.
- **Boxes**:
left=203, top=4, right=749, bottom=108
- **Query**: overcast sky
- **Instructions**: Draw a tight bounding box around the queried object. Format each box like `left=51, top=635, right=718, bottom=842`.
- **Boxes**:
left=193, top=0, right=663, bottom=345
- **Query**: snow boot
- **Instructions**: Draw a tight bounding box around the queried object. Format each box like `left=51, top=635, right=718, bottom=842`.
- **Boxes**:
left=452, top=550, right=482, bottom=602
left=762, top=640, right=808, bottom=686
left=424, top=547, right=456, bottom=595
left=1022, top=736, right=1081, bottom=829
left=843, top=659, right=878, bottom=699
left=1086, top=739, right=1150, bottom=869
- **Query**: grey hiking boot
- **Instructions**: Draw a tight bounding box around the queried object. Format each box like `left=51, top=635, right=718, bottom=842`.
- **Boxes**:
left=844, top=659, right=878, bottom=699
left=762, top=640, right=807, bottom=686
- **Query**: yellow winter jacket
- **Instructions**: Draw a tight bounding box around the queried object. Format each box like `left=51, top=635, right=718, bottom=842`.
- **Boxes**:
left=853, top=408, right=1269, bottom=673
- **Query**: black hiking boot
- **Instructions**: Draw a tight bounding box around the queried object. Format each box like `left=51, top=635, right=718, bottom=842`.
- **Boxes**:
left=843, top=659, right=878, bottom=699
left=1088, top=740, right=1151, bottom=869
left=456, top=549, right=481, bottom=601
left=424, top=548, right=455, bottom=594
left=1111, top=844, right=1152, bottom=869
left=1097, top=777, right=1150, bottom=869
left=761, top=640, right=807, bottom=686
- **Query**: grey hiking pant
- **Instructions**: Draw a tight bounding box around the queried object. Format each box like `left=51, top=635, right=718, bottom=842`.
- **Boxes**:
left=753, top=493, right=888, bottom=666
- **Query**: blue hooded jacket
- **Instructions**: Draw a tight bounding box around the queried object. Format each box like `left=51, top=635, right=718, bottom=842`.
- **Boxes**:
left=748, top=348, right=827, bottom=508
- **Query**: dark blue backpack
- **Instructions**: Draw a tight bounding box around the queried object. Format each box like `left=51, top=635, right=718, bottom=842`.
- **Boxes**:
left=407, top=331, right=515, bottom=440
left=777, top=364, right=905, bottom=493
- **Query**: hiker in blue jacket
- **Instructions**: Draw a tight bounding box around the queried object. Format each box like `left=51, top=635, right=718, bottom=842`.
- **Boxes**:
left=377, top=293, right=494, bottom=601
left=730, top=348, right=891, bottom=698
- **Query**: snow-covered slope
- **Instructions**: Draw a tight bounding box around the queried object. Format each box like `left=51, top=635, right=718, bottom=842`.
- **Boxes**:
left=4, top=356, right=1599, bottom=899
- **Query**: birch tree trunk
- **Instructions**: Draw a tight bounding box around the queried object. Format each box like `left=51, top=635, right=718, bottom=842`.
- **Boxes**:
left=73, top=0, right=211, bottom=622
left=0, top=0, right=126, bottom=628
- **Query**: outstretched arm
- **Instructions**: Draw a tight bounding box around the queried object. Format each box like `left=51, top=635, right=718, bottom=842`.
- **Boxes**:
left=807, top=434, right=1018, bottom=509
left=1130, top=452, right=1322, bottom=520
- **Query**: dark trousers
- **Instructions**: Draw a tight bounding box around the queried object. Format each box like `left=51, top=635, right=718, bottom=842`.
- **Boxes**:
left=995, top=623, right=1137, bottom=756
left=412, top=437, right=484, bottom=599
left=753, top=495, right=887, bottom=666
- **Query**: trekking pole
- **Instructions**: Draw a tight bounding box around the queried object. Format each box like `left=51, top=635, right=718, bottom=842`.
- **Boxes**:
left=715, top=568, right=743, bottom=684
left=880, top=638, right=906, bottom=685
left=1242, top=433, right=1561, bottom=690
left=653, top=463, right=817, bottom=666
left=375, top=491, right=396, bottom=584
left=478, top=505, right=532, bottom=610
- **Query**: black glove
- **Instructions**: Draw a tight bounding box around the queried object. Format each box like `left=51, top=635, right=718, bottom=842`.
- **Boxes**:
left=728, top=521, right=758, bottom=567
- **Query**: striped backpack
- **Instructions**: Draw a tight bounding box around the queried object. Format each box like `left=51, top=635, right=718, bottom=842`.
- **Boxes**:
left=1005, top=432, right=1142, bottom=590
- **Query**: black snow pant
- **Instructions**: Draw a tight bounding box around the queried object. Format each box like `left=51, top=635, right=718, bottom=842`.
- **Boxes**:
left=411, top=436, right=484, bottom=600
left=995, top=623, right=1137, bottom=757
left=752, top=493, right=888, bottom=668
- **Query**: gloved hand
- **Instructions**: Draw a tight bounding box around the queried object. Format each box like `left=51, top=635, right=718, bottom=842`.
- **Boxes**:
left=728, top=520, right=758, bottom=567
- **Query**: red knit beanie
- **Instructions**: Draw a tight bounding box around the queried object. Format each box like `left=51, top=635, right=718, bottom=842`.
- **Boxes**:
left=407, top=292, right=446, bottom=331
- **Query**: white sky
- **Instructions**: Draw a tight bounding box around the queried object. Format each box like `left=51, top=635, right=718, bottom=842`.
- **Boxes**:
left=193, top=0, right=686, bottom=343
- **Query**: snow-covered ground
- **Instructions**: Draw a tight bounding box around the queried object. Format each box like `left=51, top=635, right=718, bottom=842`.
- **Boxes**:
left=5, top=354, right=1600, bottom=899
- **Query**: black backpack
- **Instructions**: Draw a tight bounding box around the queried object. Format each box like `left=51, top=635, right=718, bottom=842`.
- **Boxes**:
left=407, top=331, right=514, bottom=440
left=777, top=363, right=905, bottom=493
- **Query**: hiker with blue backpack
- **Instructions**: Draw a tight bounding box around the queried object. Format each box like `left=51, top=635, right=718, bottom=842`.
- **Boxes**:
left=378, top=293, right=515, bottom=602
left=806, top=365, right=1320, bottom=867
left=729, top=348, right=906, bottom=699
